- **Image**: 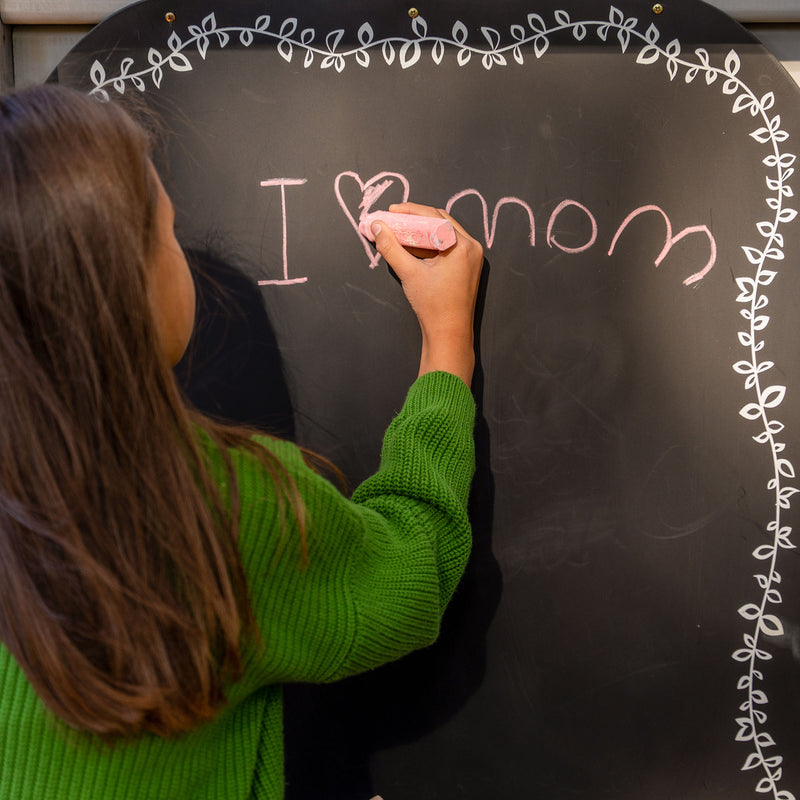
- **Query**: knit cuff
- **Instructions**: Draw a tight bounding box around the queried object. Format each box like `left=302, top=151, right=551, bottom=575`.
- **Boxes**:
left=402, top=371, right=476, bottom=429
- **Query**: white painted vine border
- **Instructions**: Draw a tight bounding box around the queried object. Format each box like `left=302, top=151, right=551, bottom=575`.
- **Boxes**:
left=87, top=6, right=799, bottom=798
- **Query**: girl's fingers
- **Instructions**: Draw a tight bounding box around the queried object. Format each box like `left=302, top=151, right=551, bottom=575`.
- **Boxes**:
left=387, top=202, right=445, bottom=219
left=387, top=202, right=472, bottom=241
left=371, top=221, right=420, bottom=279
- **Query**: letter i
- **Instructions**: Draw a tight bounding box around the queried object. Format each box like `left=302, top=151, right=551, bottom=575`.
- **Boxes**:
left=259, top=179, right=308, bottom=285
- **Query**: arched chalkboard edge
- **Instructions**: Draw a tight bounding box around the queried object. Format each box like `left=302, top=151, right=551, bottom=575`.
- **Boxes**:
left=81, top=6, right=798, bottom=795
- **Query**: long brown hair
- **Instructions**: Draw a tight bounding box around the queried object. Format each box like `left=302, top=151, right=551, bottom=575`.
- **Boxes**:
left=0, top=84, right=303, bottom=738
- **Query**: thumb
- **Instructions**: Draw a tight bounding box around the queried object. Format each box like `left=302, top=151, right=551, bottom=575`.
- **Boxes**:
left=372, top=221, right=416, bottom=280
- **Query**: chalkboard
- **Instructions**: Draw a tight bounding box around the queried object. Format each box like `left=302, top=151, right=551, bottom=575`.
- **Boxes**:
left=54, top=1, right=800, bottom=797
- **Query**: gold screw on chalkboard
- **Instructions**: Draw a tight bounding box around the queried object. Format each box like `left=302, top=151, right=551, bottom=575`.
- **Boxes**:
left=652, top=3, right=664, bottom=13
left=408, top=8, right=420, bottom=19
left=165, top=11, right=176, bottom=23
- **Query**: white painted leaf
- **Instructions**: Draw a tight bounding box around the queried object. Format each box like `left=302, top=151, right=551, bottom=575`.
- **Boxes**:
left=754, top=573, right=770, bottom=589
left=738, top=603, right=762, bottom=620
left=741, top=246, right=764, bottom=265
left=281, top=17, right=298, bottom=37
left=636, top=45, right=660, bottom=66
left=90, top=60, right=106, bottom=86
left=400, top=41, right=421, bottom=69
left=358, top=23, right=374, bottom=46
left=757, top=269, right=777, bottom=285
left=735, top=717, right=755, bottom=740
left=534, top=36, right=549, bottom=58
left=452, top=21, right=468, bottom=44
left=765, top=588, right=783, bottom=604
left=481, top=26, right=501, bottom=49
left=761, top=385, right=786, bottom=408
left=725, top=48, right=741, bottom=75
left=732, top=93, right=755, bottom=114
left=742, top=751, right=763, bottom=770
left=756, top=731, right=777, bottom=748
left=527, top=14, right=546, bottom=33
left=739, top=403, right=762, bottom=421
left=752, top=544, right=775, bottom=560
left=169, top=53, right=192, bottom=72
left=326, top=29, right=344, bottom=51
left=609, top=6, right=624, bottom=25
left=667, top=59, right=678, bottom=81
left=723, top=78, right=739, bottom=95
left=412, top=15, right=428, bottom=37
left=751, top=314, right=769, bottom=331
left=278, top=39, right=293, bottom=62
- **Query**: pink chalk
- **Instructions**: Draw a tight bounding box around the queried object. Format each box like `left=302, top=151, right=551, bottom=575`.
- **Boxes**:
left=359, top=211, right=457, bottom=251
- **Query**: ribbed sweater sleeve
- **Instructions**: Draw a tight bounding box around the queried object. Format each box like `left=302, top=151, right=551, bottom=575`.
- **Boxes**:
left=0, top=371, right=476, bottom=800
left=230, top=370, right=476, bottom=692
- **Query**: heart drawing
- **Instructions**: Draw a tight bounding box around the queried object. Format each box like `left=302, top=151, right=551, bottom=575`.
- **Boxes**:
left=334, top=171, right=410, bottom=269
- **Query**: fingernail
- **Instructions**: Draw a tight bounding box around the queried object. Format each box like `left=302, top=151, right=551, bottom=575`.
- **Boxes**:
left=371, top=222, right=382, bottom=237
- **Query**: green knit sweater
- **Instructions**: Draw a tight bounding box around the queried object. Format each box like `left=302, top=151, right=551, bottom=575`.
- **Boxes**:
left=0, top=371, right=475, bottom=799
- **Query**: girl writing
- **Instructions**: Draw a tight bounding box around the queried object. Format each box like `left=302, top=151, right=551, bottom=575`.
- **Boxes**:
left=0, top=83, right=483, bottom=799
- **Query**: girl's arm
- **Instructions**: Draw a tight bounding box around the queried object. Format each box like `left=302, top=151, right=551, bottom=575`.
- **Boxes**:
left=370, top=203, right=484, bottom=387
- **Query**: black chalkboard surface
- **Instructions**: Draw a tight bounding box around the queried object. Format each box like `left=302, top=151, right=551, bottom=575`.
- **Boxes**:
left=54, top=1, right=800, bottom=797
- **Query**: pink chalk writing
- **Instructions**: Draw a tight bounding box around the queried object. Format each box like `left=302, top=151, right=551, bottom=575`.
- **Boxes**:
left=607, top=205, right=717, bottom=286
left=257, top=172, right=717, bottom=287
left=335, top=171, right=410, bottom=269
left=445, top=190, right=535, bottom=248
left=546, top=199, right=598, bottom=254
left=258, top=179, right=308, bottom=286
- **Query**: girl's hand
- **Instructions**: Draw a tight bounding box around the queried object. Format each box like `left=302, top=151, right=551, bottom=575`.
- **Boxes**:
left=372, top=202, right=484, bottom=386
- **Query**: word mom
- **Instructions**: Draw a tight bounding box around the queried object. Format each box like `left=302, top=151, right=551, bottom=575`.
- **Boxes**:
left=257, top=172, right=717, bottom=288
